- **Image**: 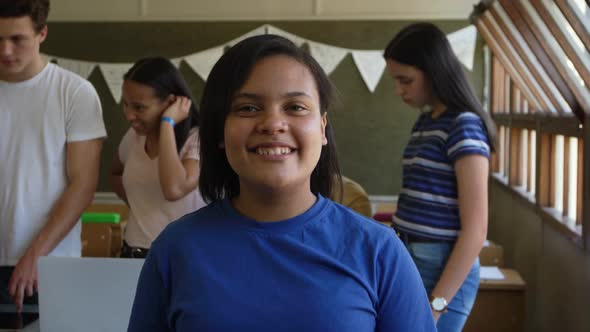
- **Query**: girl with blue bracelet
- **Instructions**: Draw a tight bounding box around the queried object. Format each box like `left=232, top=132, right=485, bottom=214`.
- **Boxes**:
left=109, top=57, right=205, bottom=258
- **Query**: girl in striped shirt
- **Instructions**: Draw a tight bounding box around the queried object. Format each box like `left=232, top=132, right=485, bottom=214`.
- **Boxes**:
left=384, top=23, right=497, bottom=332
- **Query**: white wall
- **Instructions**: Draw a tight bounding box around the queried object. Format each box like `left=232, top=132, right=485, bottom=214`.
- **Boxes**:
left=49, top=0, right=478, bottom=21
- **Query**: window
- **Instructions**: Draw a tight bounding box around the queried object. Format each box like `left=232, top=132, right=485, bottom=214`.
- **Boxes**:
left=474, top=0, right=588, bottom=247
left=488, top=54, right=585, bottom=241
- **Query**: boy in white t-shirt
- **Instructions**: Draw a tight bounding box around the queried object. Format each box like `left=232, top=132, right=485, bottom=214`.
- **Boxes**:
left=0, top=0, right=106, bottom=312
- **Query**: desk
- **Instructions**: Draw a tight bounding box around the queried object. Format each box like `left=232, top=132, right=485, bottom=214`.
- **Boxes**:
left=464, top=268, right=526, bottom=332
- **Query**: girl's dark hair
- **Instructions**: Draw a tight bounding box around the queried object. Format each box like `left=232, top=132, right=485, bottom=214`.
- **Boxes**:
left=384, top=22, right=497, bottom=150
left=199, top=34, right=341, bottom=203
left=0, top=0, right=49, bottom=32
left=124, top=57, right=199, bottom=153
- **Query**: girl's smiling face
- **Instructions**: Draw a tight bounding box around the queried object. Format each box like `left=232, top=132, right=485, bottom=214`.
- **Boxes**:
left=223, top=55, right=327, bottom=194
left=122, top=80, right=170, bottom=136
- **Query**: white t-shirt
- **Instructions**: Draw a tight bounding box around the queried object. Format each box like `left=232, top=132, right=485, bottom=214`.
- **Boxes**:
left=0, top=63, right=107, bottom=265
left=119, top=127, right=206, bottom=248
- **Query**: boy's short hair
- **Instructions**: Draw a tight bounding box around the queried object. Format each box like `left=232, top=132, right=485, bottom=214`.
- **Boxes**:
left=0, top=0, right=50, bottom=32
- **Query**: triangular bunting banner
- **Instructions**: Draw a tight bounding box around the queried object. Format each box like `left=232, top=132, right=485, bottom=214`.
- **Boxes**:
left=184, top=46, right=225, bottom=81
left=351, top=50, right=386, bottom=93
left=267, top=25, right=307, bottom=47
left=447, top=25, right=477, bottom=71
left=42, top=24, right=476, bottom=95
left=52, top=56, right=96, bottom=79
left=99, top=63, right=134, bottom=102
left=308, top=41, right=349, bottom=75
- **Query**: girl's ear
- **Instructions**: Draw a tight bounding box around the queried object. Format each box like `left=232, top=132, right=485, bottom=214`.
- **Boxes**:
left=166, top=94, right=175, bottom=105
left=160, top=95, right=176, bottom=115
left=321, top=113, right=328, bottom=146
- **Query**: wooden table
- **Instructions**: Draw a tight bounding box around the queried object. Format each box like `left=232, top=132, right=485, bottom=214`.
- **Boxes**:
left=464, top=268, right=526, bottom=332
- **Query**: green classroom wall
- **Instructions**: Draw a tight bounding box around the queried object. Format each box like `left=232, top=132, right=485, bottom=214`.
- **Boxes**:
left=42, top=20, right=484, bottom=194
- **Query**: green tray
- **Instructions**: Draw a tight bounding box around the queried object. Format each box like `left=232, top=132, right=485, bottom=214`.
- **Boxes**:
left=81, top=212, right=120, bottom=224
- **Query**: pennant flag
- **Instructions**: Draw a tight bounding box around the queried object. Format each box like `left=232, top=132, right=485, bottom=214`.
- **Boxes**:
left=308, top=41, right=349, bottom=75
left=184, top=46, right=225, bottom=81
left=226, top=25, right=268, bottom=47
left=447, top=25, right=478, bottom=71
left=267, top=25, right=307, bottom=47
left=52, top=56, right=96, bottom=79
left=351, top=50, right=386, bottom=93
left=170, top=57, right=183, bottom=68
left=99, top=63, right=134, bottom=102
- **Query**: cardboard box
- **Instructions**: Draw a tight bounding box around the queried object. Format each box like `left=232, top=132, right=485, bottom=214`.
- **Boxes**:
left=84, top=204, right=128, bottom=257
left=81, top=223, right=112, bottom=257
left=479, top=241, right=504, bottom=267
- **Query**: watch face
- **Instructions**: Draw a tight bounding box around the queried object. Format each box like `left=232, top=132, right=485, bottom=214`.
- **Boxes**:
left=432, top=297, right=447, bottom=311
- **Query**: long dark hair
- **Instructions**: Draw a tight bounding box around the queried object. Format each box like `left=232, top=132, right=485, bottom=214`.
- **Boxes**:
left=199, top=34, right=341, bottom=203
left=124, top=57, right=199, bottom=153
left=384, top=22, right=497, bottom=150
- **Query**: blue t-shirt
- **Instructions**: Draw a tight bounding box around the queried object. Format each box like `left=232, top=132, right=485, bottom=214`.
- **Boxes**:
left=393, top=111, right=490, bottom=240
left=128, top=195, right=436, bottom=332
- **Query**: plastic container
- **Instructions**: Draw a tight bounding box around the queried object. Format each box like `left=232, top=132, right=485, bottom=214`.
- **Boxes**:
left=81, top=212, right=121, bottom=224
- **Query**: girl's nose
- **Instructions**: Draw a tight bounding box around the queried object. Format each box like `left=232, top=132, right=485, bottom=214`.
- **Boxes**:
left=256, top=109, right=287, bottom=135
left=123, top=107, right=136, bottom=122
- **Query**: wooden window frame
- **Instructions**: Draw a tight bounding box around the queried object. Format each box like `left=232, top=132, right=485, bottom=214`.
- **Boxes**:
left=533, top=0, right=590, bottom=89
left=517, top=0, right=590, bottom=117
left=489, top=2, right=572, bottom=112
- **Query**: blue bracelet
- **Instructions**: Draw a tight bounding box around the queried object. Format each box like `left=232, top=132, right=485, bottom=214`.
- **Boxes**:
left=161, top=116, right=175, bottom=127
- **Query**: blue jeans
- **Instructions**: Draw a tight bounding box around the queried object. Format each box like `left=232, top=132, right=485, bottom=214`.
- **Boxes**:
left=404, top=242, right=480, bottom=332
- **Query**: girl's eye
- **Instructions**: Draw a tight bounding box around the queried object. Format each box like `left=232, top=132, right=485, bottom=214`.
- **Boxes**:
left=235, top=105, right=259, bottom=115
left=289, top=105, right=305, bottom=111
left=286, top=104, right=309, bottom=113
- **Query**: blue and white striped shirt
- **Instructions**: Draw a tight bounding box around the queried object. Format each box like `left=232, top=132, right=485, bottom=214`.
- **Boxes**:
left=393, top=110, right=490, bottom=241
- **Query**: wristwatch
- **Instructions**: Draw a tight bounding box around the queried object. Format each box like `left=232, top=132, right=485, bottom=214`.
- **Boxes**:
left=429, top=295, right=448, bottom=313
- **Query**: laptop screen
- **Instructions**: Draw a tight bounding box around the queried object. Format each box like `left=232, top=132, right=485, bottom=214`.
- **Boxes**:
left=37, top=257, right=144, bottom=332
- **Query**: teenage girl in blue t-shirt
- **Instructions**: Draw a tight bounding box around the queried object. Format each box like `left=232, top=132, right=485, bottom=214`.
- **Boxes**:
left=127, top=34, right=436, bottom=332
left=384, top=23, right=498, bottom=332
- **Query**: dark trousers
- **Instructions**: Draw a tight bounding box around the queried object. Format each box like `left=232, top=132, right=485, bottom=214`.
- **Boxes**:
left=120, top=242, right=149, bottom=259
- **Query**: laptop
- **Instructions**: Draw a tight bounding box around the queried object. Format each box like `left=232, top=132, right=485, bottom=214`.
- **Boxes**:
left=0, top=266, right=39, bottom=332
left=37, top=257, right=144, bottom=332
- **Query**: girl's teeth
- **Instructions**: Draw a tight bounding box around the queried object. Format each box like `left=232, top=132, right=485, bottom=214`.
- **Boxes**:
left=256, top=147, right=292, bottom=155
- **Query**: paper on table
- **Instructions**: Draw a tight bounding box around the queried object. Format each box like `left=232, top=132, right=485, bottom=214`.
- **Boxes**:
left=480, top=266, right=505, bottom=280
